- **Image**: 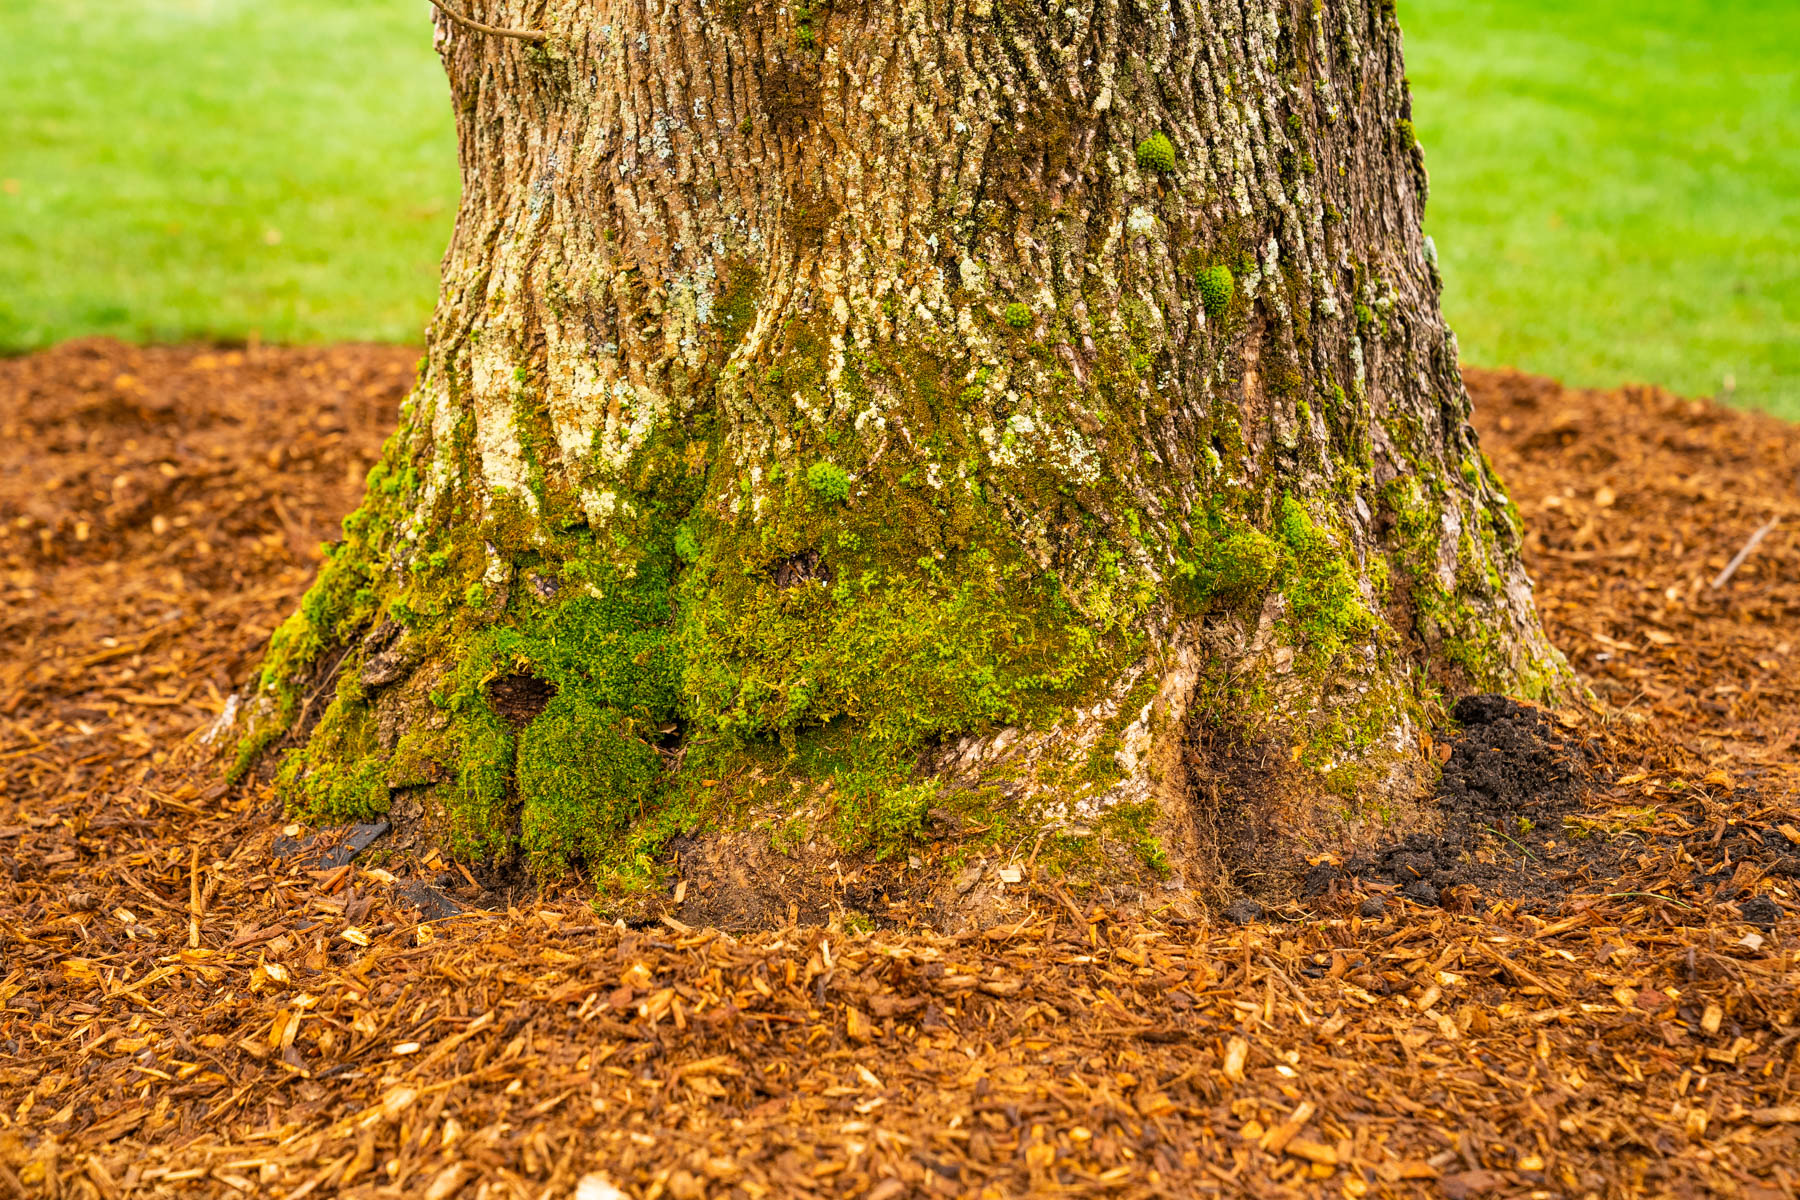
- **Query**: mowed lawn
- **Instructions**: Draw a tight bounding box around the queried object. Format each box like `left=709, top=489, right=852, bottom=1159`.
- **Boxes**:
left=1405, top=0, right=1800, bottom=416
left=1, top=1, right=1796, bottom=416
left=0, top=0, right=456, bottom=349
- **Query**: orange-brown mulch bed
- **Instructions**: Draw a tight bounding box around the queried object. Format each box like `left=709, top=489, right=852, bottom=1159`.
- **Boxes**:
left=1, top=341, right=1796, bottom=1199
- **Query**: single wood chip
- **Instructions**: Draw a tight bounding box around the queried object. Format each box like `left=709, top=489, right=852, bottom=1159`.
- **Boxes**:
left=1286, top=1138, right=1338, bottom=1166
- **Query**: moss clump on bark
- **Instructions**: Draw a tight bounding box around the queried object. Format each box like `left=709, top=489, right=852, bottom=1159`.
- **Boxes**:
left=273, top=674, right=389, bottom=821
left=1172, top=520, right=1284, bottom=612
left=1172, top=497, right=1373, bottom=664
left=674, top=544, right=1124, bottom=746
left=1274, top=495, right=1376, bottom=662
left=1098, top=801, right=1171, bottom=875
left=805, top=461, right=850, bottom=502
left=1197, top=264, right=1235, bottom=320
left=1135, top=132, right=1177, bottom=174
left=517, top=692, right=663, bottom=869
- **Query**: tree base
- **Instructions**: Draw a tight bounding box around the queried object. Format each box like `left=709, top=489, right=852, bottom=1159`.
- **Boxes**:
left=229, top=0, right=1579, bottom=912
left=224, top=554, right=1565, bottom=929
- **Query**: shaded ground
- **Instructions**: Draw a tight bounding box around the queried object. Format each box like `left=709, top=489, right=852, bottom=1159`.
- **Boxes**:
left=1, top=341, right=1797, bottom=1198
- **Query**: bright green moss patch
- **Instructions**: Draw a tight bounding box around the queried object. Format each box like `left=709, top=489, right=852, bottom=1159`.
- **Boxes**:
left=1172, top=520, right=1284, bottom=612
left=279, top=751, right=389, bottom=823
left=1170, top=498, right=1373, bottom=663
left=677, top=547, right=1123, bottom=747
left=273, top=674, right=390, bottom=822
left=1196, top=264, right=1235, bottom=320
left=1275, top=495, right=1375, bottom=661
left=838, top=777, right=939, bottom=861
left=806, top=461, right=851, bottom=502
left=439, top=706, right=516, bottom=856
left=518, top=693, right=663, bottom=870
left=1002, top=302, right=1032, bottom=329
left=1135, top=132, right=1177, bottom=174
left=263, top=416, right=1148, bottom=877
left=262, top=434, right=700, bottom=869
left=1104, top=802, right=1170, bottom=875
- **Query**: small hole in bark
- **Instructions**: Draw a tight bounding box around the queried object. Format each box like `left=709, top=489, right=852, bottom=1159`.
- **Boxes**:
left=771, top=549, right=832, bottom=589
left=486, top=674, right=557, bottom=727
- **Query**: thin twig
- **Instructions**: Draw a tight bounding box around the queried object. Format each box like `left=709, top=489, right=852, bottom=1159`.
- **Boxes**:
left=1602, top=891, right=1696, bottom=910
left=1711, top=515, right=1780, bottom=590
left=1493, top=825, right=1537, bottom=862
left=427, top=0, right=548, bottom=43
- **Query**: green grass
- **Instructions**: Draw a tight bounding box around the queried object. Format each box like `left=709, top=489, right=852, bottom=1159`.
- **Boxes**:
left=2, top=2, right=1795, bottom=418
left=1405, top=0, right=1800, bottom=417
left=0, top=0, right=456, bottom=349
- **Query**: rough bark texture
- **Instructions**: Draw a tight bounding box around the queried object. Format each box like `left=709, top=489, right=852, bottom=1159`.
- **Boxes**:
left=232, top=0, right=1568, bottom=911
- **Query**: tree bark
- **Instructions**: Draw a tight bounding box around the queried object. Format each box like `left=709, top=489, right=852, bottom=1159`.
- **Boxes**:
left=232, top=0, right=1568, bottom=911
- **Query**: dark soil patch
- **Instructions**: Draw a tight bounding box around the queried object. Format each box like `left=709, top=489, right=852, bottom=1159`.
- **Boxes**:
left=1337, top=694, right=1595, bottom=911
left=1176, top=715, right=1292, bottom=893
left=268, top=818, right=391, bottom=870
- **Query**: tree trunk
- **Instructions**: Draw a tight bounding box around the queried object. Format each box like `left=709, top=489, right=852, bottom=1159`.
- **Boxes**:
left=232, top=0, right=1567, bottom=914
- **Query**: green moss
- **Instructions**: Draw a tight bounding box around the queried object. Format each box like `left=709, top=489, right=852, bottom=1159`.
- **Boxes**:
left=252, top=395, right=713, bottom=873
left=791, top=0, right=819, bottom=49
left=805, top=461, right=851, bottom=502
left=410, top=556, right=686, bottom=868
left=265, top=634, right=398, bottom=824
left=714, top=262, right=761, bottom=349
left=673, top=523, right=701, bottom=563
left=441, top=706, right=515, bottom=855
left=1135, top=132, right=1177, bottom=174
left=1197, top=264, right=1235, bottom=321
left=1459, top=455, right=1482, bottom=490
left=1002, top=301, right=1032, bottom=329
left=280, top=752, right=388, bottom=822
left=676, top=545, right=1123, bottom=747
left=517, top=692, right=662, bottom=870
left=1079, top=734, right=1125, bottom=788
left=860, top=779, right=938, bottom=860
left=1275, top=494, right=1375, bottom=661
left=1099, top=801, right=1169, bottom=876
left=275, top=679, right=390, bottom=823
left=1169, top=500, right=1372, bottom=663
left=1172, top=520, right=1285, bottom=612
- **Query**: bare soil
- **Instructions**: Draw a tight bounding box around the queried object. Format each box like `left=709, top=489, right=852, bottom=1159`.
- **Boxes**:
left=2, top=342, right=1798, bottom=1198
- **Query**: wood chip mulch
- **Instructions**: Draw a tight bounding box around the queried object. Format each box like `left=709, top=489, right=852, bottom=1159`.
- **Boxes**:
left=2, top=341, right=1796, bottom=1199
